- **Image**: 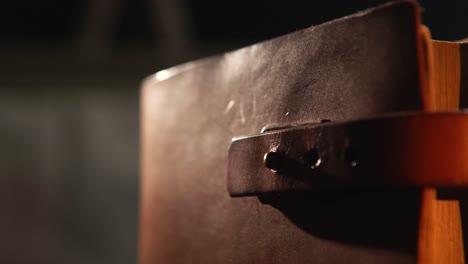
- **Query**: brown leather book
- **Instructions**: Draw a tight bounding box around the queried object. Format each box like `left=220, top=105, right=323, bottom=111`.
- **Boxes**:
left=140, top=1, right=465, bottom=263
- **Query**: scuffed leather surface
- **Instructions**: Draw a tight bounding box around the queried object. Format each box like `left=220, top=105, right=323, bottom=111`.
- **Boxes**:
left=141, top=1, right=422, bottom=263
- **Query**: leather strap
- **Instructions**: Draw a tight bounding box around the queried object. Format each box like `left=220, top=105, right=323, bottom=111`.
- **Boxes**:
left=228, top=112, right=468, bottom=196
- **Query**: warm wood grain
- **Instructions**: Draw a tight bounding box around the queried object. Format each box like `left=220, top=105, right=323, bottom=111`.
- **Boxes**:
left=418, top=189, right=464, bottom=263
left=417, top=28, right=464, bottom=264
left=432, top=40, right=461, bottom=110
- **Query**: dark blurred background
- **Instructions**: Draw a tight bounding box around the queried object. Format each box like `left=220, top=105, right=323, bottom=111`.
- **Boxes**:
left=1, top=0, right=468, bottom=263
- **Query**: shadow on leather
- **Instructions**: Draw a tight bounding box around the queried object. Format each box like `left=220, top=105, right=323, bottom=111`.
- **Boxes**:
left=259, top=189, right=420, bottom=254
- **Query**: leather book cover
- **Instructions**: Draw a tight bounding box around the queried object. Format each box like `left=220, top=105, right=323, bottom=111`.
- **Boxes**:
left=140, top=1, right=427, bottom=263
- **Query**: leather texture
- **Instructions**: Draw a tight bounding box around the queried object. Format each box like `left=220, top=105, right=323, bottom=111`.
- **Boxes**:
left=141, top=1, right=424, bottom=263
left=229, top=112, right=468, bottom=196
